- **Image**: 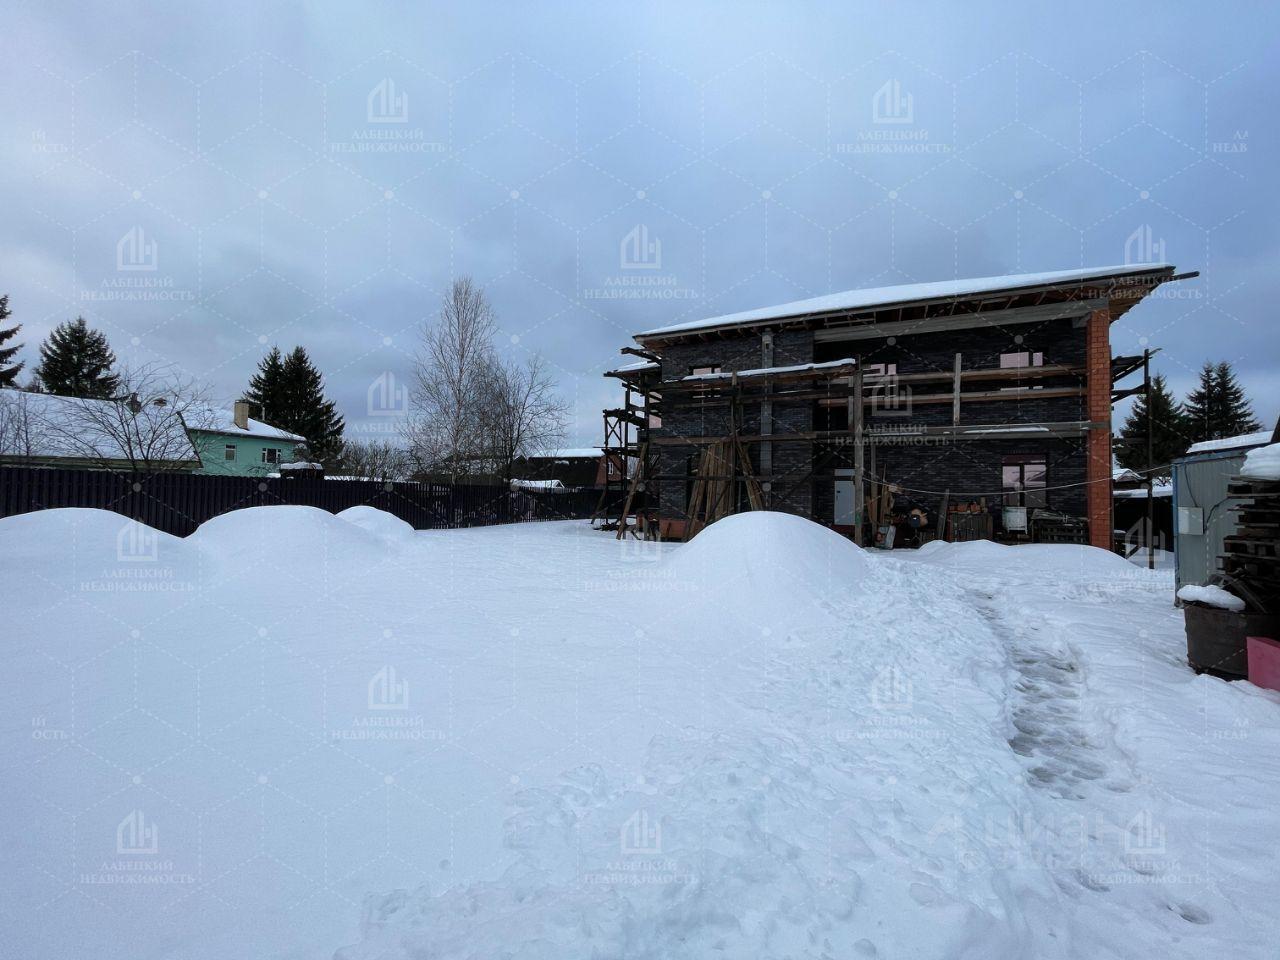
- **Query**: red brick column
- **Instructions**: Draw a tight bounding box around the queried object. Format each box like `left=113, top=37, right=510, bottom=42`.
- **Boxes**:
left=1085, top=306, right=1113, bottom=549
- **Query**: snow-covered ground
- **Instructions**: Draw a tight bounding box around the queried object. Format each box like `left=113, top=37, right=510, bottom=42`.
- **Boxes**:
left=2, top=507, right=1278, bottom=958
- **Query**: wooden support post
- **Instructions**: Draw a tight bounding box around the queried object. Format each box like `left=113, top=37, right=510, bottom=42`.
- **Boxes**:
left=851, top=362, right=864, bottom=547
left=952, top=352, right=962, bottom=425
left=759, top=331, right=774, bottom=498
left=1143, top=348, right=1154, bottom=570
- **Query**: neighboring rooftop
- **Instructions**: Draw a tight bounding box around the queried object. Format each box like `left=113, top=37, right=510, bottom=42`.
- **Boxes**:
left=541, top=447, right=604, bottom=460
left=635, top=264, right=1176, bottom=339
left=0, top=388, right=199, bottom=463
left=190, top=407, right=305, bottom=442
left=1184, top=430, right=1275, bottom=456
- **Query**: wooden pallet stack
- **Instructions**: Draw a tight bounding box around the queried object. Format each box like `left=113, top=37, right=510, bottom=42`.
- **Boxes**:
left=1221, top=476, right=1280, bottom=613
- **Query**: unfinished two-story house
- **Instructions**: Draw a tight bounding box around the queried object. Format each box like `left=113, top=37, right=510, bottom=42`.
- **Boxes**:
left=601, top=264, right=1193, bottom=549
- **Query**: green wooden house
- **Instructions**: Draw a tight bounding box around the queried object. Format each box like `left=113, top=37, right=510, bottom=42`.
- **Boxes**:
left=186, top=402, right=305, bottom=476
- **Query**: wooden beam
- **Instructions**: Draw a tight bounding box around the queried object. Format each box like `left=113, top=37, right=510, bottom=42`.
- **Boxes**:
left=621, top=346, right=661, bottom=362
left=951, top=353, right=962, bottom=425
left=852, top=363, right=864, bottom=547
left=652, top=421, right=1095, bottom=445
left=817, top=385, right=1086, bottom=408
left=812, top=298, right=1107, bottom=343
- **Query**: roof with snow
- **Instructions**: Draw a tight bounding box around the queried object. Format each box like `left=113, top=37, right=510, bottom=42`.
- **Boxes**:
left=635, top=264, right=1176, bottom=340
left=1183, top=430, right=1274, bottom=456
left=0, top=388, right=200, bottom=464
left=188, top=407, right=305, bottom=442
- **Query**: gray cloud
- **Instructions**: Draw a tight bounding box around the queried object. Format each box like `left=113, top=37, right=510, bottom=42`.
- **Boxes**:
left=2, top=1, right=1276, bottom=443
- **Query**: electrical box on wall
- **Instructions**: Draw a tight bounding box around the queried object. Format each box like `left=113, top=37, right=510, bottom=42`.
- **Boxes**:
left=1177, top=506, right=1204, bottom=535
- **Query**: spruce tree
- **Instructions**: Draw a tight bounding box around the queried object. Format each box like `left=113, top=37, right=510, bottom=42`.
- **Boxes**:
left=1185, top=360, right=1261, bottom=442
left=243, top=346, right=288, bottom=424
left=259, top=346, right=345, bottom=463
left=0, top=295, right=24, bottom=388
left=1212, top=361, right=1261, bottom=438
left=1115, top=373, right=1190, bottom=472
left=35, top=317, right=119, bottom=398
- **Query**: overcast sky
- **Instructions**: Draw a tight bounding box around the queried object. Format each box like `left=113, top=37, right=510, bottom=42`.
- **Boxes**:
left=3, top=1, right=1276, bottom=446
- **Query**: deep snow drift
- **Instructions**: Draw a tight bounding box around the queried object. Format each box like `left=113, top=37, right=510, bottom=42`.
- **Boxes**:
left=2, top=507, right=1278, bottom=959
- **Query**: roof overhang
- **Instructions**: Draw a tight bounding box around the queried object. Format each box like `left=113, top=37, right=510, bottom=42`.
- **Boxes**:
left=634, top=265, right=1189, bottom=347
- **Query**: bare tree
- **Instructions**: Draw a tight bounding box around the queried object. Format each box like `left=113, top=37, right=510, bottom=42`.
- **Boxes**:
left=406, top=277, right=497, bottom=479
left=0, top=389, right=38, bottom=458
left=39, top=363, right=214, bottom=472
left=477, top=352, right=568, bottom=480
left=338, top=438, right=411, bottom=481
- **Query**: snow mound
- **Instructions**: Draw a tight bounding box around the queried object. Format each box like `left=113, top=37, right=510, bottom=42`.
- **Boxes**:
left=905, top=538, right=1131, bottom=576
left=191, top=505, right=389, bottom=566
left=0, top=507, right=188, bottom=561
left=1242, top=441, right=1280, bottom=480
left=1177, top=583, right=1245, bottom=611
left=667, top=510, right=872, bottom=594
left=337, top=505, right=416, bottom=541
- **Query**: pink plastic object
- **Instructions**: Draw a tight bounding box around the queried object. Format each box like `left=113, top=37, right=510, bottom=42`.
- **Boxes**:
left=1246, top=636, right=1280, bottom=692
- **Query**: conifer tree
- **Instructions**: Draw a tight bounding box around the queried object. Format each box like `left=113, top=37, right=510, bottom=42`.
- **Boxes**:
left=0, top=295, right=24, bottom=388
left=1184, top=360, right=1261, bottom=442
left=1115, top=372, right=1190, bottom=472
left=35, top=317, right=119, bottom=398
left=281, top=347, right=344, bottom=462
left=245, top=346, right=344, bottom=462
left=1212, top=361, right=1261, bottom=439
left=243, top=346, right=288, bottom=424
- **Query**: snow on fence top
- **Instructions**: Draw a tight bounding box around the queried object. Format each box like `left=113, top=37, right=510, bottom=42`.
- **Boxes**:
left=635, top=263, right=1173, bottom=339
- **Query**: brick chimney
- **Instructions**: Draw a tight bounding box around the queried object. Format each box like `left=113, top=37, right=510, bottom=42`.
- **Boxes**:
left=233, top=400, right=251, bottom=430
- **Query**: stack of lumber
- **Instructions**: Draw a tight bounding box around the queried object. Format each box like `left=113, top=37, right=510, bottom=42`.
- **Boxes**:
left=685, top=436, right=765, bottom=538
left=1221, top=477, right=1280, bottom=613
